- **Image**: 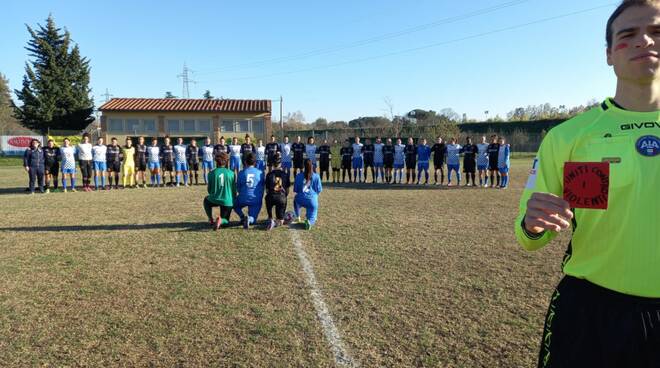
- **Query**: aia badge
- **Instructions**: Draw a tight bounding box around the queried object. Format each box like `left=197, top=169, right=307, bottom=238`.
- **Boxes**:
left=563, top=162, right=609, bottom=210
left=636, top=135, right=660, bottom=157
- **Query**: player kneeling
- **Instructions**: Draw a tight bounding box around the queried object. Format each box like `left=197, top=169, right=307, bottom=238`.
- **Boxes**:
left=233, top=152, right=265, bottom=229
left=204, top=152, right=236, bottom=230
left=265, top=153, right=291, bottom=230
left=293, top=159, right=323, bottom=230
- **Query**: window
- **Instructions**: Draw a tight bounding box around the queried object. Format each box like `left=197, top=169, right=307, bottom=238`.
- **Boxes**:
left=126, top=119, right=140, bottom=133
left=222, top=119, right=234, bottom=132
left=143, top=119, right=156, bottom=132
left=239, top=120, right=250, bottom=132
left=109, top=119, right=123, bottom=132
left=198, top=119, right=211, bottom=132
left=167, top=119, right=180, bottom=132
left=183, top=119, right=196, bottom=132
left=252, top=119, right=264, bottom=134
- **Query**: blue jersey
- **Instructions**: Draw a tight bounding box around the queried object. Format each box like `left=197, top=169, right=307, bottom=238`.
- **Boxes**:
left=352, top=143, right=363, bottom=158
left=373, top=143, right=384, bottom=163
left=201, top=145, right=214, bottom=162
left=280, top=143, right=292, bottom=163
left=394, top=144, right=405, bottom=165
left=147, top=146, right=160, bottom=163
left=60, top=146, right=77, bottom=170
left=256, top=146, right=266, bottom=162
left=294, top=172, right=322, bottom=201
left=477, top=143, right=489, bottom=166
left=237, top=166, right=265, bottom=204
left=446, top=144, right=462, bottom=165
left=417, top=145, right=431, bottom=163
left=498, top=144, right=510, bottom=168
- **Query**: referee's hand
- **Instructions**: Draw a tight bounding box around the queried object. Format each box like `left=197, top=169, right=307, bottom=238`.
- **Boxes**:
left=524, top=192, right=574, bottom=234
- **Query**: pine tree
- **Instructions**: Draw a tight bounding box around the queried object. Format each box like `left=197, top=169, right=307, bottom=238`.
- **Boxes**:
left=14, top=15, right=94, bottom=133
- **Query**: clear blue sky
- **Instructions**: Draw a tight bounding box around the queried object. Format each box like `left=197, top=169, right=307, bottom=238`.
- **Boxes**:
left=1, top=0, right=618, bottom=122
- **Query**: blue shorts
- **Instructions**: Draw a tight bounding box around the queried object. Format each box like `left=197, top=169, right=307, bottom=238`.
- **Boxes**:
left=352, top=157, right=363, bottom=169
left=477, top=164, right=488, bottom=171
left=282, top=161, right=292, bottom=169
left=62, top=168, right=75, bottom=174
left=202, top=160, right=214, bottom=170
left=394, top=162, right=404, bottom=169
left=230, top=156, right=241, bottom=171
left=447, top=164, right=460, bottom=172
left=93, top=161, right=107, bottom=171
left=148, top=162, right=160, bottom=170
left=256, top=161, right=266, bottom=171
left=499, top=166, right=510, bottom=174
left=417, top=162, right=429, bottom=170
left=175, top=162, right=188, bottom=172
left=374, top=161, right=384, bottom=168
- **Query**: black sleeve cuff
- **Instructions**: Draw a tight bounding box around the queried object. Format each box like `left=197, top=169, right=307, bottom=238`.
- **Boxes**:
left=521, top=219, right=545, bottom=240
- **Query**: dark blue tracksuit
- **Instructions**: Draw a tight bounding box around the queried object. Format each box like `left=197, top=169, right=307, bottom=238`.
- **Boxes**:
left=23, top=147, right=45, bottom=193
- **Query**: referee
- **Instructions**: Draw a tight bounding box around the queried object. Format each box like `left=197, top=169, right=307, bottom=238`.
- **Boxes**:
left=516, top=1, right=660, bottom=367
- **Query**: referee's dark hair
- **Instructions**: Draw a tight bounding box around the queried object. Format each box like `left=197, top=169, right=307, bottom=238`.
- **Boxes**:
left=215, top=151, right=228, bottom=168
left=606, top=0, right=660, bottom=49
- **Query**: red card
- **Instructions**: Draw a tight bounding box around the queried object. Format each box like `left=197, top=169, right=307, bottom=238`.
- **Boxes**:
left=563, top=162, right=610, bottom=209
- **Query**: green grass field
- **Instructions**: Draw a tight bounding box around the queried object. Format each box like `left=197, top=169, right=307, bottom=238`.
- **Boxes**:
left=0, top=159, right=569, bottom=367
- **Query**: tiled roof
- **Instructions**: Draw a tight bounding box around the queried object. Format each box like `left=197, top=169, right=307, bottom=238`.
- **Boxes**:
left=99, top=98, right=271, bottom=113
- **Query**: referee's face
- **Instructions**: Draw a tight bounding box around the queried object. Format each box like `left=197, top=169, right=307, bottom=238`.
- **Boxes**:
left=607, top=5, right=660, bottom=82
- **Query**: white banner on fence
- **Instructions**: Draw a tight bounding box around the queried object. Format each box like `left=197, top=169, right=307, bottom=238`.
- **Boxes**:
left=1, top=135, right=45, bottom=156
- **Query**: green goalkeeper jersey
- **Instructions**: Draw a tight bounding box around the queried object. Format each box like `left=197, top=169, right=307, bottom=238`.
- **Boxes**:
left=207, top=167, right=236, bottom=207
left=515, top=98, right=660, bottom=297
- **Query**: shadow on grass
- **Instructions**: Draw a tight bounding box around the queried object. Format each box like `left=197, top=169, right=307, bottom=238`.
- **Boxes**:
left=321, top=182, right=487, bottom=191
left=0, top=221, right=261, bottom=233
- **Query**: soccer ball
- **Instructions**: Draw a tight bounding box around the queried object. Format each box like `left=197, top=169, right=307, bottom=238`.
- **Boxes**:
left=284, top=211, right=295, bottom=224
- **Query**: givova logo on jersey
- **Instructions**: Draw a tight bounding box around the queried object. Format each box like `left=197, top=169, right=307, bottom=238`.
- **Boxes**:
left=636, top=135, right=660, bottom=157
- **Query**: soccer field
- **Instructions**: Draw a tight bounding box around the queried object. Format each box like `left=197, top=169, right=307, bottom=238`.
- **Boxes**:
left=0, top=159, right=568, bottom=367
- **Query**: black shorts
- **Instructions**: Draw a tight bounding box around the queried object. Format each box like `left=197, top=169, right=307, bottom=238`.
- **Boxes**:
left=266, top=193, right=287, bottom=220
left=405, top=158, right=416, bottom=169
left=341, top=159, right=351, bottom=170
left=320, top=161, right=330, bottom=172
left=364, top=159, right=374, bottom=168
left=162, top=161, right=174, bottom=172
left=384, top=158, right=394, bottom=169
left=108, top=161, right=121, bottom=173
left=188, top=161, right=199, bottom=171
left=45, top=162, right=59, bottom=175
left=433, top=160, right=445, bottom=170
left=293, top=159, right=304, bottom=169
left=488, top=161, right=499, bottom=171
left=463, top=160, right=476, bottom=173
left=136, top=161, right=147, bottom=171
left=538, top=276, right=660, bottom=368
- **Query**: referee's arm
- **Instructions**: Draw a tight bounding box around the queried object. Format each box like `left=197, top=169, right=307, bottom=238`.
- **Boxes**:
left=514, top=131, right=573, bottom=251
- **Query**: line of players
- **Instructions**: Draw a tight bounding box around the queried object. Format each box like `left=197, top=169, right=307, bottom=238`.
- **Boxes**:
left=25, top=132, right=511, bottom=194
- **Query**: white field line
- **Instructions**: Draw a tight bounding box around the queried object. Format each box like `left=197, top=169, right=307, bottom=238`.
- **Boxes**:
left=288, top=229, right=358, bottom=367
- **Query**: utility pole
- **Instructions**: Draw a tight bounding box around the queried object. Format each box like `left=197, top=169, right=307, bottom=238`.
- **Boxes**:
left=279, top=96, right=284, bottom=141
left=177, top=63, right=196, bottom=98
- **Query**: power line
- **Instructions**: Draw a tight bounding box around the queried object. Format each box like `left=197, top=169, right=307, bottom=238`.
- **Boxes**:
left=200, top=3, right=616, bottom=84
left=101, top=88, right=113, bottom=103
left=194, top=0, right=531, bottom=75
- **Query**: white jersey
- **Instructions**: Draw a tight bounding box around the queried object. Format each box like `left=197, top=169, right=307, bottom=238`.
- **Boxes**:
left=477, top=143, right=489, bottom=166
left=394, top=144, right=405, bottom=165
left=280, top=143, right=292, bottom=163
left=147, top=146, right=160, bottom=163
left=446, top=144, right=462, bottom=165
left=256, top=146, right=266, bottom=162
left=229, top=144, right=241, bottom=158
left=92, top=145, right=107, bottom=162
left=374, top=143, right=384, bottom=163
left=77, top=143, right=93, bottom=161
left=174, top=144, right=187, bottom=163
left=60, top=146, right=77, bottom=170
left=305, top=144, right=317, bottom=163
left=202, top=145, right=214, bottom=162
left=352, top=143, right=363, bottom=158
